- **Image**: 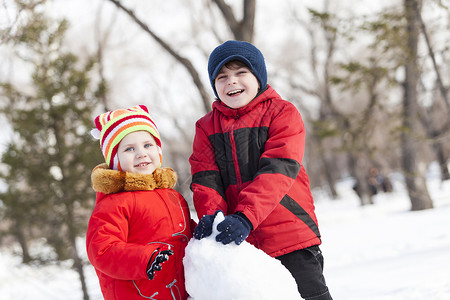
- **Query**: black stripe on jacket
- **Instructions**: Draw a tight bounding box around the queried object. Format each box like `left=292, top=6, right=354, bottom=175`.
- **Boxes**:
left=193, top=127, right=300, bottom=202
left=207, top=127, right=299, bottom=184
left=280, top=195, right=321, bottom=240
left=191, top=170, right=226, bottom=200
left=255, top=157, right=300, bottom=179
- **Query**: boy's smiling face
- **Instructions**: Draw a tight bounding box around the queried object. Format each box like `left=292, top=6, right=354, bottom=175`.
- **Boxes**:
left=214, top=62, right=260, bottom=109
left=117, top=131, right=160, bottom=174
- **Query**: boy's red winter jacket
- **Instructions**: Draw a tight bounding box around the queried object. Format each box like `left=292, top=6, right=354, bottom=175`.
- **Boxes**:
left=86, top=165, right=193, bottom=300
left=190, top=85, right=321, bottom=257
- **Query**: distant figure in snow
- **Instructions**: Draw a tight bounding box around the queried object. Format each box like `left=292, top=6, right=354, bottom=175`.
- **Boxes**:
left=183, top=211, right=301, bottom=300
left=86, top=105, right=194, bottom=300
left=189, top=40, right=333, bottom=300
left=353, top=167, right=393, bottom=201
left=368, top=167, right=393, bottom=194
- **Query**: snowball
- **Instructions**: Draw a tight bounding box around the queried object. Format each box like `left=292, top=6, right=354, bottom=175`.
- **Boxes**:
left=183, top=212, right=301, bottom=300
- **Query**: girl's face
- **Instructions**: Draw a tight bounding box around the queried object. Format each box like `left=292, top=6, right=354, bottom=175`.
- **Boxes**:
left=117, top=131, right=160, bottom=174
left=214, top=63, right=260, bottom=109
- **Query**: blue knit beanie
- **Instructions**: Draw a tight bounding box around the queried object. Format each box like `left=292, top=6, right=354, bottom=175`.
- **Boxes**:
left=208, top=40, right=267, bottom=99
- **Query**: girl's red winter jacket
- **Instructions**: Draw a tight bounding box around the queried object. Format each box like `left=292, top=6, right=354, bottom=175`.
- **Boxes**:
left=86, top=165, right=193, bottom=300
left=190, top=85, right=321, bottom=257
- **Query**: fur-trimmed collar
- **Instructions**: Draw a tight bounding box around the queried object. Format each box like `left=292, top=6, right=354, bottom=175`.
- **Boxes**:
left=91, top=163, right=177, bottom=194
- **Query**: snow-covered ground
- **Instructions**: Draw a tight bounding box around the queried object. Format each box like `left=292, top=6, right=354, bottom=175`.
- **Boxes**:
left=0, top=163, right=449, bottom=300
left=316, top=168, right=450, bottom=300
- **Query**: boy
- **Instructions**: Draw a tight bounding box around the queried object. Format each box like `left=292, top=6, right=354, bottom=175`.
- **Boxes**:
left=87, top=105, right=193, bottom=300
left=189, top=40, right=332, bottom=300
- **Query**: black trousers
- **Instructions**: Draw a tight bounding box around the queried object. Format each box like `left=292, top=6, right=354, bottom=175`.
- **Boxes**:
left=276, top=246, right=333, bottom=300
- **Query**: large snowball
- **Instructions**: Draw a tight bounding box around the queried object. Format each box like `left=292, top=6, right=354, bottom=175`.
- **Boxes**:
left=183, top=212, right=301, bottom=300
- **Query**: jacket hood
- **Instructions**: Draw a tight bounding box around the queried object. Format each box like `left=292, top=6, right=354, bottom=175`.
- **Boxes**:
left=212, top=85, right=280, bottom=118
left=91, top=163, right=177, bottom=194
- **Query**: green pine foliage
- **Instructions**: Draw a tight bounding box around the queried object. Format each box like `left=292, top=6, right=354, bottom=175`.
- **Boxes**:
left=0, top=4, right=104, bottom=298
left=0, top=4, right=103, bottom=265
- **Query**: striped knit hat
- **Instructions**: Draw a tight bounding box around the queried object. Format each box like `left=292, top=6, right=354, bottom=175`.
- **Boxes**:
left=91, top=105, right=162, bottom=171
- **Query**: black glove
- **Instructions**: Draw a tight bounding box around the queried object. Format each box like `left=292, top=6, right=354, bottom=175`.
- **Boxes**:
left=216, top=212, right=252, bottom=245
left=146, top=249, right=173, bottom=280
left=193, top=210, right=222, bottom=240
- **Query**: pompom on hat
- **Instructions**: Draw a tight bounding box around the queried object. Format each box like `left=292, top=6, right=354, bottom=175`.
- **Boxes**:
left=208, top=40, right=267, bottom=99
left=91, top=105, right=162, bottom=171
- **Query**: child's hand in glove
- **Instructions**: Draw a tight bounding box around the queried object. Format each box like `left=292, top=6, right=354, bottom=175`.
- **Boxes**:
left=146, top=248, right=174, bottom=280
left=193, top=210, right=222, bottom=240
left=216, top=212, right=252, bottom=245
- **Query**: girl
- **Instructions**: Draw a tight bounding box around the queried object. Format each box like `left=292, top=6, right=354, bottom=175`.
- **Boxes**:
left=87, top=105, right=193, bottom=300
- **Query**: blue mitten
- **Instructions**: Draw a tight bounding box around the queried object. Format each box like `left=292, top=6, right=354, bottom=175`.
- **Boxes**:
left=193, top=210, right=222, bottom=240
left=216, top=212, right=252, bottom=245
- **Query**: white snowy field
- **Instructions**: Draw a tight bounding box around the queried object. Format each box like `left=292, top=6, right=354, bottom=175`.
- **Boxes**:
left=0, top=164, right=449, bottom=300
left=315, top=169, right=450, bottom=300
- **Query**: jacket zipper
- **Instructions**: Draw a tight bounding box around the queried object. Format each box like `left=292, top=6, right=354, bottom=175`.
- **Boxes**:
left=230, top=114, right=242, bottom=191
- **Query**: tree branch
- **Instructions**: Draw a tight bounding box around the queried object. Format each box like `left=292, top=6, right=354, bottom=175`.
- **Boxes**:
left=106, top=0, right=212, bottom=113
left=212, top=0, right=255, bottom=42
left=413, top=0, right=449, bottom=113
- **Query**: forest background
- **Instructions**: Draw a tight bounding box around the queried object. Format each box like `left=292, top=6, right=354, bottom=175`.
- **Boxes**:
left=0, top=1, right=449, bottom=299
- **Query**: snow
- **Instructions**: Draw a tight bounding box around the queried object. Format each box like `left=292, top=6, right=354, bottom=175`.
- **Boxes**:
left=0, top=164, right=449, bottom=299
left=317, top=168, right=450, bottom=300
left=183, top=211, right=301, bottom=300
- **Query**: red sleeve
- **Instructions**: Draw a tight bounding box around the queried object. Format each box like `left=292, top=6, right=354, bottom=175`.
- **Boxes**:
left=189, top=119, right=228, bottom=219
left=86, top=193, right=163, bottom=280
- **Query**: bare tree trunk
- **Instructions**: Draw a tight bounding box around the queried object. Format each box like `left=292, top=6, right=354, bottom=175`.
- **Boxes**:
left=212, top=0, right=256, bottom=42
left=433, top=141, right=450, bottom=181
left=12, top=222, right=32, bottom=263
left=348, top=152, right=373, bottom=206
left=65, top=202, right=90, bottom=300
left=419, top=115, right=450, bottom=182
left=319, top=149, right=338, bottom=199
left=402, top=0, right=433, bottom=211
left=71, top=237, right=90, bottom=300
left=308, top=134, right=338, bottom=199
left=49, top=104, right=90, bottom=300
